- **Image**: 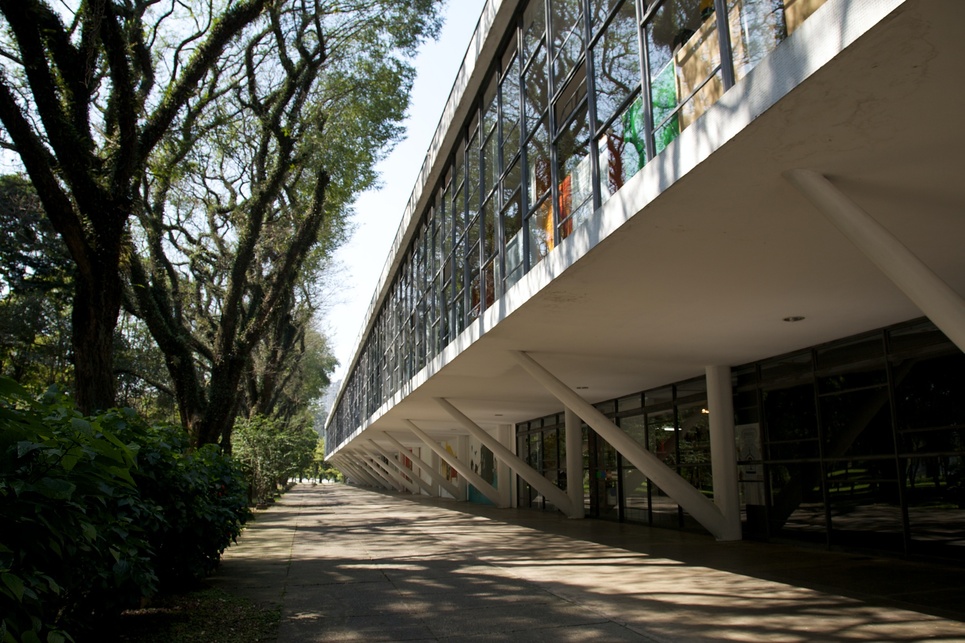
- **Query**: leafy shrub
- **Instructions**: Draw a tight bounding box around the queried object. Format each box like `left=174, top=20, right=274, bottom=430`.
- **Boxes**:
left=0, top=379, right=159, bottom=642
left=128, top=425, right=250, bottom=589
left=0, top=378, right=251, bottom=641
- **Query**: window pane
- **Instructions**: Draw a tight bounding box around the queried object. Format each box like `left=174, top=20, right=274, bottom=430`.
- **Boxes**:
left=593, top=0, right=640, bottom=128
left=590, top=0, right=625, bottom=35
left=729, top=0, right=786, bottom=83
left=500, top=52, right=521, bottom=163
left=526, top=117, right=551, bottom=207
left=556, top=104, right=593, bottom=240
left=647, top=0, right=722, bottom=135
left=483, top=130, right=498, bottom=198
left=503, top=195, right=524, bottom=285
left=552, top=0, right=585, bottom=88
left=528, top=194, right=554, bottom=266
left=523, top=0, right=546, bottom=61
left=481, top=74, right=498, bottom=136
left=599, top=96, right=645, bottom=201
left=524, top=43, right=549, bottom=134
left=482, top=197, right=496, bottom=261
left=483, top=259, right=497, bottom=311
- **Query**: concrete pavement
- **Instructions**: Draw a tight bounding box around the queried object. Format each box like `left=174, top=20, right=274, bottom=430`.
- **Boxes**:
left=209, top=484, right=965, bottom=641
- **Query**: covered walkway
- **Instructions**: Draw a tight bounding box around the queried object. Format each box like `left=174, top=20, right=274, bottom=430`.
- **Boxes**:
left=210, top=484, right=965, bottom=641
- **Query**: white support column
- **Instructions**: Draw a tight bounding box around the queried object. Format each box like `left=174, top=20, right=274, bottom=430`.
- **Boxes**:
left=351, top=455, right=390, bottom=489
left=381, top=431, right=462, bottom=500
left=368, top=440, right=435, bottom=497
left=339, top=455, right=381, bottom=488
left=455, top=436, right=469, bottom=499
left=363, top=447, right=417, bottom=494
left=706, top=365, right=742, bottom=541
left=404, top=420, right=504, bottom=506
left=495, top=424, right=514, bottom=508
left=511, top=351, right=732, bottom=540
left=565, top=407, right=586, bottom=519
left=786, top=169, right=965, bottom=353
left=436, top=398, right=575, bottom=516
left=359, top=451, right=404, bottom=491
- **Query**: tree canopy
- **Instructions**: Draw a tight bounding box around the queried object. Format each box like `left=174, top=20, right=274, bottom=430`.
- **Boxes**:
left=0, top=0, right=445, bottom=444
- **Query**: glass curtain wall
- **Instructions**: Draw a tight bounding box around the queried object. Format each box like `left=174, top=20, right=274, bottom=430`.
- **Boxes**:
left=735, top=319, right=965, bottom=560
left=329, top=0, right=820, bottom=453
left=522, top=377, right=712, bottom=531
left=516, top=319, right=965, bottom=562
left=517, top=415, right=566, bottom=510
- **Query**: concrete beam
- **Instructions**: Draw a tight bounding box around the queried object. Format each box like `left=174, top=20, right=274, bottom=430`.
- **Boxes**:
left=381, top=431, right=462, bottom=500
left=510, top=350, right=732, bottom=540
left=362, top=447, right=418, bottom=494
left=786, top=169, right=965, bottom=353
left=436, top=397, right=574, bottom=516
left=404, top=419, right=504, bottom=506
left=368, top=440, right=435, bottom=497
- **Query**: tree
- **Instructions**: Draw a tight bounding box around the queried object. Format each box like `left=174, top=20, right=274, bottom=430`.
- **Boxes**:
left=0, top=0, right=273, bottom=413
left=123, top=0, right=443, bottom=446
left=233, top=413, right=317, bottom=503
left=0, top=175, right=73, bottom=390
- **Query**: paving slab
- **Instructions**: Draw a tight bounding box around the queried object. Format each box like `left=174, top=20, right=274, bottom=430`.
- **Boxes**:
left=209, top=484, right=965, bottom=642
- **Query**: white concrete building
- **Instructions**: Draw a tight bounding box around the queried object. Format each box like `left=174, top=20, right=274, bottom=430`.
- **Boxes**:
left=325, top=0, right=965, bottom=560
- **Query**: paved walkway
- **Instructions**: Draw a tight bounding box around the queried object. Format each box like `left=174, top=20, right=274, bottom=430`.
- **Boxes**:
left=209, top=484, right=965, bottom=642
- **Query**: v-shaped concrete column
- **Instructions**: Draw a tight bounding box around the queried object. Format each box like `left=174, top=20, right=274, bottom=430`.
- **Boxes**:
left=362, top=447, right=418, bottom=494
left=511, top=350, right=736, bottom=540
left=786, top=169, right=965, bottom=353
left=336, top=454, right=382, bottom=488
left=435, top=397, right=575, bottom=517
left=367, top=440, right=434, bottom=497
left=357, top=450, right=405, bottom=491
left=381, top=431, right=462, bottom=500
left=404, top=419, right=504, bottom=506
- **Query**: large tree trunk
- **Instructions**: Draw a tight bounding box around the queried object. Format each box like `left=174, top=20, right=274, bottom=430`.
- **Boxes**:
left=70, top=247, right=122, bottom=415
left=196, top=354, right=249, bottom=448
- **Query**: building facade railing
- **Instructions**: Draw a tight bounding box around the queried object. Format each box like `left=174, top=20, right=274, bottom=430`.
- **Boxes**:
left=327, top=0, right=827, bottom=452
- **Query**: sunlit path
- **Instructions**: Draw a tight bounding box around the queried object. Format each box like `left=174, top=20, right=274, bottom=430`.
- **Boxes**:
left=211, top=484, right=965, bottom=642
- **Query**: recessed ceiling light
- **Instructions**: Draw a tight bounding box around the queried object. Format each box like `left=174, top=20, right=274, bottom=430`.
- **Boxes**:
left=783, top=316, right=806, bottom=322
left=495, top=413, right=503, bottom=417
left=576, top=386, right=589, bottom=390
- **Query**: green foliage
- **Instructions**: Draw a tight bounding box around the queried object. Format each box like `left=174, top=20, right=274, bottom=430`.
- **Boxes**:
left=233, top=415, right=318, bottom=504
left=0, top=380, right=157, bottom=642
left=313, top=437, right=343, bottom=483
left=0, top=377, right=250, bottom=642
left=0, top=175, right=74, bottom=393
left=121, top=425, right=251, bottom=590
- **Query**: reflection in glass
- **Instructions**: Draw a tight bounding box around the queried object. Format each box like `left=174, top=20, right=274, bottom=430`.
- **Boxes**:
left=551, top=0, right=584, bottom=88
left=599, top=98, right=645, bottom=202
left=556, top=104, right=592, bottom=240
left=503, top=197, right=523, bottom=288
left=522, top=0, right=545, bottom=61
left=621, top=415, right=649, bottom=522
left=728, top=0, right=786, bottom=82
left=590, top=0, right=623, bottom=34
left=500, top=52, right=521, bottom=163
left=827, top=458, right=903, bottom=550
left=593, top=0, right=640, bottom=128
left=526, top=117, right=552, bottom=264
left=524, top=44, right=548, bottom=134
left=769, top=462, right=826, bottom=541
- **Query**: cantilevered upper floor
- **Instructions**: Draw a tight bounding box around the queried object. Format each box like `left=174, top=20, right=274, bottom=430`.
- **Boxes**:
left=325, top=0, right=965, bottom=460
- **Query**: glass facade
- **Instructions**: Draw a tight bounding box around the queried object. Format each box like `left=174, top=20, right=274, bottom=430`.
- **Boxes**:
left=519, top=319, right=965, bottom=561
left=329, top=0, right=817, bottom=450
